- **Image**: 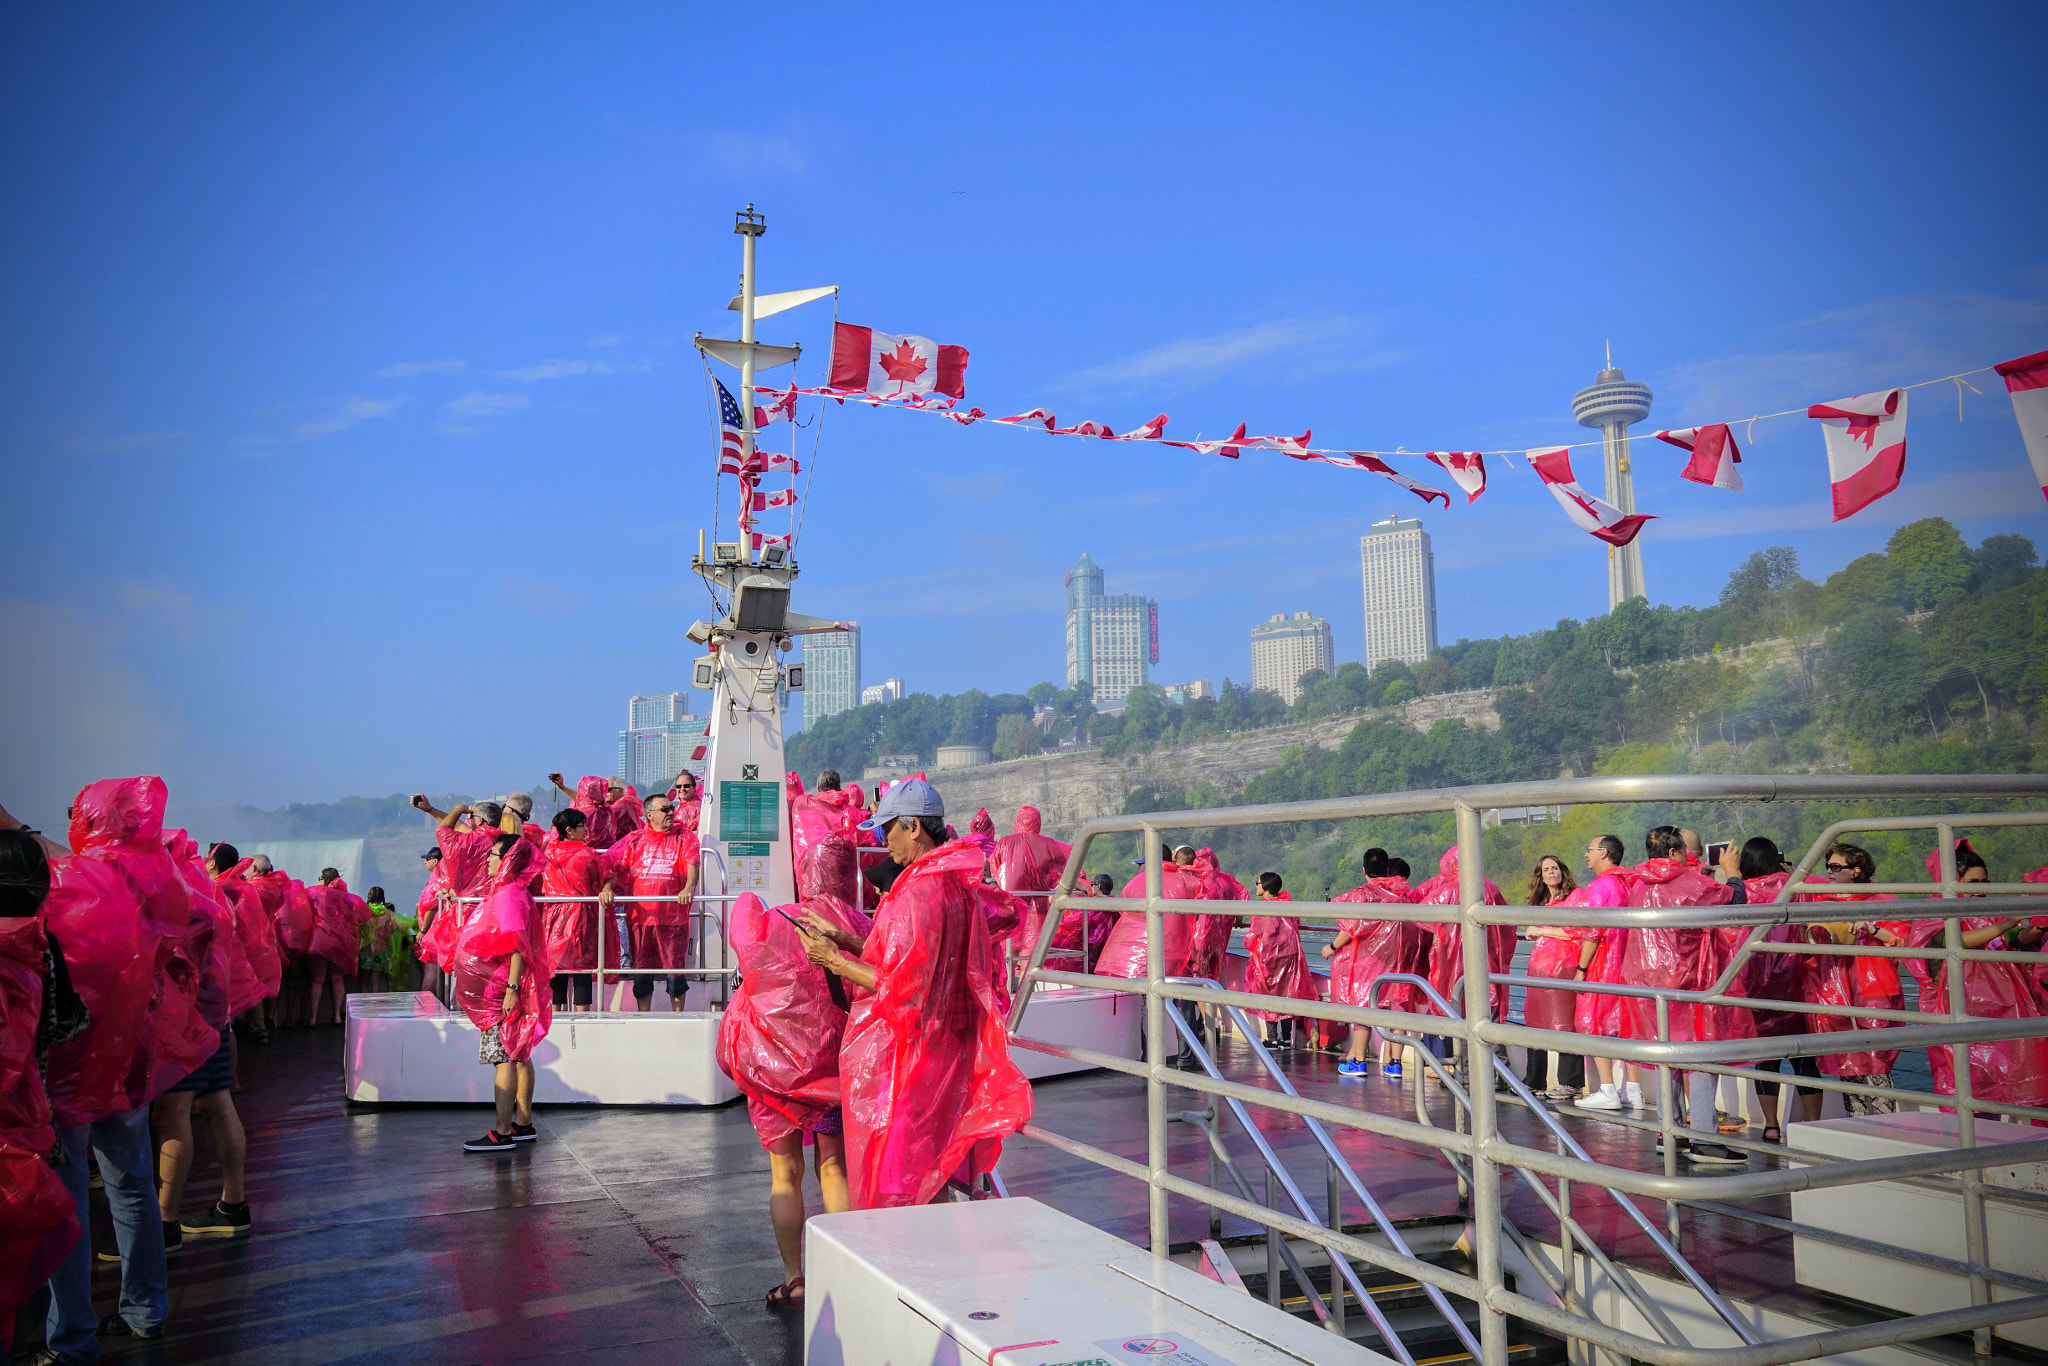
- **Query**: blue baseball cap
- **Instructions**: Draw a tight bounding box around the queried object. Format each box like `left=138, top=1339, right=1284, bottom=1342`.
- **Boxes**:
left=858, top=777, right=945, bottom=832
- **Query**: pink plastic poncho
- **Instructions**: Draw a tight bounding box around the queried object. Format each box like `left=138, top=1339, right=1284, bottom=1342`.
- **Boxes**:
left=414, top=855, right=452, bottom=969
left=1802, top=904, right=1908, bottom=1075
left=1185, top=850, right=1245, bottom=982
left=1095, top=865, right=1206, bottom=979
left=539, top=838, right=606, bottom=973
left=1244, top=894, right=1322, bottom=1023
left=276, top=879, right=316, bottom=958
left=165, top=832, right=261, bottom=1020
left=452, top=839, right=553, bottom=1061
left=716, top=877, right=874, bottom=1149
left=245, top=867, right=289, bottom=945
left=42, top=778, right=216, bottom=1125
left=308, top=877, right=370, bottom=977
left=1047, top=876, right=1114, bottom=969
left=1906, top=913, right=2048, bottom=1108
left=1412, top=848, right=1514, bottom=1020
left=1619, top=858, right=1741, bottom=1044
left=572, top=776, right=621, bottom=850
left=993, top=810, right=1076, bottom=966
left=604, top=825, right=700, bottom=975
left=1573, top=869, right=1636, bottom=1036
left=0, top=914, right=77, bottom=1339
left=1522, top=899, right=1597, bottom=1034
left=216, top=860, right=282, bottom=1005
left=840, top=840, right=1032, bottom=1208
left=614, top=785, right=645, bottom=831
left=1328, top=877, right=1422, bottom=1013
left=788, top=775, right=871, bottom=888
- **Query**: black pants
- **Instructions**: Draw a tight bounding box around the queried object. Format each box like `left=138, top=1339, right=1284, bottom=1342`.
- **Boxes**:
left=632, top=975, right=688, bottom=1002
left=550, top=975, right=593, bottom=1007
left=1755, top=1054, right=1821, bottom=1098
left=1521, top=1049, right=1586, bottom=1090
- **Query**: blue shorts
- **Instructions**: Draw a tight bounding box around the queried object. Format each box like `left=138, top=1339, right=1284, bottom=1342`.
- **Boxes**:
left=171, top=1030, right=233, bottom=1094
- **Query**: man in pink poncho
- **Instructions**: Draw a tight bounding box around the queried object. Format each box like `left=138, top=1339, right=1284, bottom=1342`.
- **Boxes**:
left=1323, top=848, right=1423, bottom=1076
left=1570, top=835, right=1640, bottom=1112
left=601, top=791, right=700, bottom=1012
left=1097, top=843, right=1208, bottom=1063
left=1245, top=872, right=1321, bottom=1049
left=306, top=867, right=368, bottom=1027
left=455, top=806, right=553, bottom=1152
left=412, top=795, right=500, bottom=977
left=798, top=779, right=1031, bottom=1209
left=1185, top=848, right=1246, bottom=985
left=718, top=838, right=874, bottom=1308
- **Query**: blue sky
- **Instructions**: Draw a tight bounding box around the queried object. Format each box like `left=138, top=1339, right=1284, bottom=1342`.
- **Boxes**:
left=4, top=4, right=2045, bottom=832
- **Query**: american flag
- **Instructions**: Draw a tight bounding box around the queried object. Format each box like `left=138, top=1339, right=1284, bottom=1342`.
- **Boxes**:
left=716, top=378, right=748, bottom=473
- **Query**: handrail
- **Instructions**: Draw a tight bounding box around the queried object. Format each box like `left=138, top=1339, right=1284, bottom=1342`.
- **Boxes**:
left=1001, top=774, right=2048, bottom=1366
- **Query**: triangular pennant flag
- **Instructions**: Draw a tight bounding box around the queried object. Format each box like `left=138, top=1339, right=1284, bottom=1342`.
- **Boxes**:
left=1994, top=349, right=2048, bottom=503
left=1333, top=454, right=1452, bottom=508
left=1425, top=451, right=1486, bottom=502
left=1528, top=447, right=1655, bottom=546
left=1809, top=389, right=1907, bottom=521
left=1655, top=424, right=1744, bottom=490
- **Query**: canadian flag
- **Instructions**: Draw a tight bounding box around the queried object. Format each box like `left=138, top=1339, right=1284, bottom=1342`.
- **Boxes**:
left=1994, top=349, right=2048, bottom=503
left=828, top=322, right=968, bottom=400
left=1053, top=418, right=1117, bottom=438
left=1117, top=414, right=1169, bottom=441
left=1654, top=424, right=1744, bottom=490
left=1425, top=452, right=1486, bottom=503
left=1528, top=447, right=1655, bottom=546
left=1164, top=423, right=1251, bottom=458
left=998, top=408, right=1057, bottom=430
left=719, top=449, right=802, bottom=476
left=751, top=384, right=800, bottom=427
left=748, top=488, right=800, bottom=512
left=1809, top=389, right=1907, bottom=521
left=1334, top=454, right=1451, bottom=509
left=748, top=532, right=791, bottom=553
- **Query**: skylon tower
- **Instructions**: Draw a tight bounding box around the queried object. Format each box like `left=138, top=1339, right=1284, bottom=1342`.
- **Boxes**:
left=1571, top=347, right=1654, bottom=610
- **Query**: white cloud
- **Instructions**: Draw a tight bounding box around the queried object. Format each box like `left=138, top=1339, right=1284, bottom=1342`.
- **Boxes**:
left=1055, top=316, right=1404, bottom=396
left=293, top=396, right=402, bottom=440
left=373, top=358, right=466, bottom=380
left=437, top=391, right=530, bottom=435
left=494, top=358, right=590, bottom=382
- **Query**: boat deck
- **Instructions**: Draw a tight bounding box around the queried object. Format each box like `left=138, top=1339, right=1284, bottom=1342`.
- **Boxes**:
left=22, top=1027, right=2033, bottom=1366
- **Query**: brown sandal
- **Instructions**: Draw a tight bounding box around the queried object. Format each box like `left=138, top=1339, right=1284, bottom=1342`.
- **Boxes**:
left=765, top=1275, right=805, bottom=1308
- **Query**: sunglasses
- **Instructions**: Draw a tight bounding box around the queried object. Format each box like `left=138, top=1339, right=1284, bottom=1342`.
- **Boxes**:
left=1825, top=862, right=1852, bottom=872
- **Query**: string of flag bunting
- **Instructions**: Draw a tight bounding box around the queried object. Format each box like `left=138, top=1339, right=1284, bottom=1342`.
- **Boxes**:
left=716, top=318, right=2048, bottom=553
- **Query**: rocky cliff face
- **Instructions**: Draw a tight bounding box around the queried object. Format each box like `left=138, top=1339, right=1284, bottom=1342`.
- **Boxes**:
left=926, top=687, right=1499, bottom=838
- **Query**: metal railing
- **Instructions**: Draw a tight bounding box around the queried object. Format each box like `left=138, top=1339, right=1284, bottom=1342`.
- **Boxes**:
left=1005, top=773, right=2048, bottom=1366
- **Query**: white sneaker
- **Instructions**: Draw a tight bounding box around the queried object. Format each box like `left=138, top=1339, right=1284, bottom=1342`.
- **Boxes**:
left=1576, top=1090, right=1623, bottom=1110
left=1623, top=1087, right=1646, bottom=1109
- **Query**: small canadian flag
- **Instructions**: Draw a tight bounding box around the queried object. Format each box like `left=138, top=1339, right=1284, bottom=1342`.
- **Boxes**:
left=748, top=488, right=799, bottom=512
left=829, top=322, right=968, bottom=400
left=1994, top=349, right=2048, bottom=503
left=1528, top=447, right=1655, bottom=546
left=1809, top=389, right=1907, bottom=522
left=1425, top=452, right=1486, bottom=503
left=1654, top=424, right=1744, bottom=490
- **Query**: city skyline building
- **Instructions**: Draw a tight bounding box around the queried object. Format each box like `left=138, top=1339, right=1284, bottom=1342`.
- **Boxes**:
left=1250, top=612, right=1335, bottom=704
left=1063, top=551, right=1156, bottom=708
left=802, top=625, right=861, bottom=724
left=860, top=677, right=906, bottom=706
left=1160, top=680, right=1215, bottom=706
left=1359, top=516, right=1438, bottom=670
left=617, top=692, right=702, bottom=788
left=1572, top=348, right=1655, bottom=609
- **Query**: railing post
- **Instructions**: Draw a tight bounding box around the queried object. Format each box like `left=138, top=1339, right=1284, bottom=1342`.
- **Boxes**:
left=1657, top=996, right=1679, bottom=1242
left=1456, top=801, right=1508, bottom=1366
left=1938, top=823, right=1995, bottom=1357
left=1144, top=822, right=1169, bottom=1256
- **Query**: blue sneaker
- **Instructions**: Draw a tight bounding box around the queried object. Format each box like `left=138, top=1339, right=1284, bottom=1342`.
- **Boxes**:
left=1383, top=1062, right=1402, bottom=1079
left=1338, top=1060, right=1369, bottom=1077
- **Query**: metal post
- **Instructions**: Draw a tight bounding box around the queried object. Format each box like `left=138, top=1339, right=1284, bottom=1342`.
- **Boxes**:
left=1657, top=996, right=1679, bottom=1242
left=1330, top=1162, right=1347, bottom=1336
left=1456, top=802, right=1508, bottom=1366
left=1939, top=823, right=1995, bottom=1356
left=1266, top=1166, right=1281, bottom=1307
left=736, top=205, right=760, bottom=564
left=1144, top=824, right=1169, bottom=1255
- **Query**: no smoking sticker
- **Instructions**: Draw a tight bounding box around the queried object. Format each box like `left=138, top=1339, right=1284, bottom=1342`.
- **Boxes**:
left=1094, top=1336, right=1236, bottom=1366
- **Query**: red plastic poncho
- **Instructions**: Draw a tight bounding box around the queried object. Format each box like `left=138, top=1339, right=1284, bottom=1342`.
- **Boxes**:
left=164, top=832, right=260, bottom=1021
left=540, top=838, right=606, bottom=973
left=275, top=879, right=316, bottom=958
left=414, top=855, right=452, bottom=969
left=993, top=813, right=1074, bottom=964
left=1095, top=865, right=1206, bottom=980
left=840, top=840, right=1032, bottom=1208
left=0, top=915, right=77, bottom=1337
left=1522, top=898, right=1598, bottom=1034
left=1573, top=870, right=1636, bottom=1036
left=789, top=776, right=870, bottom=887
left=1328, top=877, right=1422, bottom=1014
left=216, top=860, right=282, bottom=1005
left=568, top=777, right=620, bottom=850
left=1047, top=876, right=1112, bottom=970
left=308, top=877, right=370, bottom=977
left=605, top=824, right=699, bottom=978
left=1412, top=848, right=1514, bottom=1021
left=1185, top=851, right=1245, bottom=983
left=245, top=867, right=289, bottom=943
left=452, top=839, right=553, bottom=1061
left=42, top=778, right=216, bottom=1125
left=1906, top=916, right=2048, bottom=1107
left=1244, top=894, right=1322, bottom=1023
left=614, top=785, right=645, bottom=832
left=1801, top=901, right=1907, bottom=1075
left=1618, top=858, right=1739, bottom=1044
left=716, top=886, right=874, bottom=1149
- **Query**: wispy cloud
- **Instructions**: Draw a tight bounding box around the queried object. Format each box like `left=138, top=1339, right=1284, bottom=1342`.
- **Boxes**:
left=294, top=396, right=402, bottom=440
left=1055, top=316, right=1403, bottom=396
left=373, top=358, right=465, bottom=380
left=705, top=130, right=808, bottom=175
left=494, top=358, right=589, bottom=382
left=437, top=391, right=530, bottom=435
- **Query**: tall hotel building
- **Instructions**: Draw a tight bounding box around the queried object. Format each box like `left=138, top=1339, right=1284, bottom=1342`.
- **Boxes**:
left=801, top=625, right=861, bottom=724
left=617, top=692, right=703, bottom=789
left=1063, top=552, right=1157, bottom=708
left=1250, top=612, right=1335, bottom=704
left=1359, top=516, right=1438, bottom=669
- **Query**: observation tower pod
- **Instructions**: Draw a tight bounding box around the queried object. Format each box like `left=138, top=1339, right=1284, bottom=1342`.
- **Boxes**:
left=1571, top=350, right=1653, bottom=610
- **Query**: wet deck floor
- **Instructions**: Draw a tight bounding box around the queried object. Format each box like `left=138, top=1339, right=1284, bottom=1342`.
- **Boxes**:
left=36, top=1026, right=1864, bottom=1366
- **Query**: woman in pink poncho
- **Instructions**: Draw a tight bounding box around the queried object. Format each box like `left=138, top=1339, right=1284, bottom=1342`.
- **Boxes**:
left=717, top=838, right=874, bottom=1308
left=1185, top=848, right=1246, bottom=985
left=1905, top=839, right=2048, bottom=1115
left=549, top=774, right=622, bottom=849
left=1412, top=845, right=1514, bottom=1025
left=1244, top=873, right=1320, bottom=1049
left=452, top=808, right=553, bottom=1152
left=1322, top=850, right=1421, bottom=1076
left=1798, top=841, right=1907, bottom=1124
left=306, top=869, right=368, bottom=1027
left=992, top=806, right=1078, bottom=969
left=540, top=809, right=606, bottom=1012
left=1521, top=855, right=1594, bottom=1099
